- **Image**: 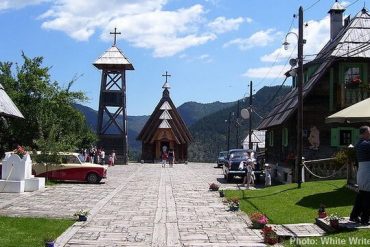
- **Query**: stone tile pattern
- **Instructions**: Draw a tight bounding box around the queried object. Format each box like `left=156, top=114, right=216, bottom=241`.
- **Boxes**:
left=0, top=163, right=266, bottom=246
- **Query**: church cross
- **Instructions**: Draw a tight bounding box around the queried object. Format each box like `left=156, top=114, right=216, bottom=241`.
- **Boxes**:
left=162, top=71, right=171, bottom=83
left=110, top=27, right=121, bottom=46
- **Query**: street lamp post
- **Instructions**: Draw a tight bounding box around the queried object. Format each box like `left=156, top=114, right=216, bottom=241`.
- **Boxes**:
left=283, top=6, right=304, bottom=188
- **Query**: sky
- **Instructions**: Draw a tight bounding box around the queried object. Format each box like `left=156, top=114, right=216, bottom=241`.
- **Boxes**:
left=0, top=0, right=367, bottom=116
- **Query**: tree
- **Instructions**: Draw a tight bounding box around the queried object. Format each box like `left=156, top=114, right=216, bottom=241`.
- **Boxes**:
left=0, top=53, right=96, bottom=156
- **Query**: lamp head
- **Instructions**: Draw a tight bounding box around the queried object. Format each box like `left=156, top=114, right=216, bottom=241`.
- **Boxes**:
left=282, top=40, right=290, bottom=50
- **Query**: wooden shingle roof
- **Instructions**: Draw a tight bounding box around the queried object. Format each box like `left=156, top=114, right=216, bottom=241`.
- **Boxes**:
left=137, top=89, right=192, bottom=144
left=257, top=8, right=370, bottom=130
left=0, top=83, right=24, bottom=118
left=93, top=46, right=134, bottom=70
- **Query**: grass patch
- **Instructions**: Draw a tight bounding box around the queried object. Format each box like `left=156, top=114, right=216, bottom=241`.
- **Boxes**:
left=0, top=216, right=73, bottom=247
left=284, top=229, right=370, bottom=247
left=225, top=179, right=356, bottom=224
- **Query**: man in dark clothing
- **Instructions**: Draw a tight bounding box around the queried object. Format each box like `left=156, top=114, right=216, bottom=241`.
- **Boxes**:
left=350, top=126, right=370, bottom=225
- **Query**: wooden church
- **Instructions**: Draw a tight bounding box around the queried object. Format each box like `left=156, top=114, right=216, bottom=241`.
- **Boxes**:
left=137, top=73, right=192, bottom=163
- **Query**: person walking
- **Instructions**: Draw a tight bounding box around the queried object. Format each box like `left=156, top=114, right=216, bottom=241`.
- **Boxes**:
left=111, top=150, right=116, bottom=166
left=100, top=148, right=105, bottom=165
left=350, top=126, right=370, bottom=225
left=161, top=150, right=168, bottom=168
left=264, top=164, right=272, bottom=187
left=168, top=149, right=175, bottom=168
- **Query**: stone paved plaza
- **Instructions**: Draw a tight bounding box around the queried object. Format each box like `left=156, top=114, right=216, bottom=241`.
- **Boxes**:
left=0, top=163, right=266, bottom=246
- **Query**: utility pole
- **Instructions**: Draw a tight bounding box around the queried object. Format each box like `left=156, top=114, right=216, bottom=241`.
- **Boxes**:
left=296, top=6, right=304, bottom=188
left=227, top=112, right=234, bottom=151
left=249, top=81, right=253, bottom=149
left=236, top=100, right=240, bottom=148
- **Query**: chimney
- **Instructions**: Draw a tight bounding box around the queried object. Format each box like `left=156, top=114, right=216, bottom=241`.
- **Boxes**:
left=328, top=0, right=345, bottom=40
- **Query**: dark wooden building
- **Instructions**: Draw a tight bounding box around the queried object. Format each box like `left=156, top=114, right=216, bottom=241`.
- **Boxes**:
left=137, top=79, right=192, bottom=163
left=257, top=3, right=370, bottom=183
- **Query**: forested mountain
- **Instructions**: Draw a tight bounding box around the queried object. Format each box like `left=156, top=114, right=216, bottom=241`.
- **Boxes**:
left=75, top=85, right=292, bottom=162
left=187, top=86, right=291, bottom=162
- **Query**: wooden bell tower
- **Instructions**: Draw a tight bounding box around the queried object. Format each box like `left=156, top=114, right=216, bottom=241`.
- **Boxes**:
left=93, top=28, right=134, bottom=164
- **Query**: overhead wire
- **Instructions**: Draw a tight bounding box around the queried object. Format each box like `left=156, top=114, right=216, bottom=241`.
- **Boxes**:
left=304, top=0, right=321, bottom=12
left=253, top=16, right=296, bottom=89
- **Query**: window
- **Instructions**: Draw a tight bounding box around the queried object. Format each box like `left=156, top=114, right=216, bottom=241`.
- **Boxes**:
left=339, top=130, right=352, bottom=146
left=331, top=127, right=358, bottom=147
left=344, top=67, right=361, bottom=87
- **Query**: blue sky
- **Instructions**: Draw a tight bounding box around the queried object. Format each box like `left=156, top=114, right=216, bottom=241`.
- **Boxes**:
left=0, top=0, right=366, bottom=115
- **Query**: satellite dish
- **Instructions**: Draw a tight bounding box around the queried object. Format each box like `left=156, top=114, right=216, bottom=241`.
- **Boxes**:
left=241, top=108, right=250, bottom=119
left=289, top=58, right=298, bottom=67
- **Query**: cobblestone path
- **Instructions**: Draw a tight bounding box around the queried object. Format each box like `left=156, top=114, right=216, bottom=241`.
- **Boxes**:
left=0, top=163, right=265, bottom=246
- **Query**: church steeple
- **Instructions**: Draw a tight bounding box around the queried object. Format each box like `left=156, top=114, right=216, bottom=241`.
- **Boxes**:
left=162, top=71, right=171, bottom=97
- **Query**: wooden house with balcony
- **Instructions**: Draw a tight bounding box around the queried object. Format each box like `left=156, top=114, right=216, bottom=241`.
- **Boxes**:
left=257, top=2, right=370, bottom=183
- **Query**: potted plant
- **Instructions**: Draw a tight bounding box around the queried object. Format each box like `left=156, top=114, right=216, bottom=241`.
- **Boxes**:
left=250, top=212, right=269, bottom=229
left=209, top=183, right=220, bottom=191
left=74, top=209, right=90, bottom=221
left=228, top=197, right=239, bottom=211
left=318, top=203, right=327, bottom=218
left=328, top=213, right=343, bottom=229
left=261, top=225, right=279, bottom=245
left=43, top=236, right=55, bottom=247
left=219, top=190, right=225, bottom=197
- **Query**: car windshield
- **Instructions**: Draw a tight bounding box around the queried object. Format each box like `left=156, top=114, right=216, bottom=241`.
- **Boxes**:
left=229, top=151, right=248, bottom=159
left=62, top=155, right=82, bottom=164
left=218, top=152, right=228, bottom=158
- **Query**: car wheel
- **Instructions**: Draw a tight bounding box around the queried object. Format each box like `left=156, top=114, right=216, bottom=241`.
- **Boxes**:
left=86, top=173, right=100, bottom=184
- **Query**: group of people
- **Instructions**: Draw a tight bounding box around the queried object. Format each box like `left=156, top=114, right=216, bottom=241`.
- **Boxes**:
left=350, top=125, right=370, bottom=225
left=161, top=146, right=175, bottom=168
left=239, top=152, right=272, bottom=189
left=79, top=147, right=116, bottom=166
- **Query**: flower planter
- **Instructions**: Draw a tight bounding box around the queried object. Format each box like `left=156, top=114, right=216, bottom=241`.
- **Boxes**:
left=229, top=205, right=239, bottom=211
left=330, top=219, right=339, bottom=229
left=318, top=212, right=327, bottom=218
left=252, top=222, right=266, bottom=229
left=78, top=215, right=87, bottom=221
left=264, top=236, right=279, bottom=245
left=45, top=241, right=55, bottom=247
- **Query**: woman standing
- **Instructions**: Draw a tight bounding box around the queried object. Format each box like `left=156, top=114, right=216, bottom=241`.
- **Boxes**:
left=168, top=149, right=175, bottom=168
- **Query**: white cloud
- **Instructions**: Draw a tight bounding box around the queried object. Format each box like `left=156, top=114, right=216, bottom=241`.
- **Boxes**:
left=208, top=16, right=244, bottom=34
left=245, top=17, right=253, bottom=23
left=261, top=16, right=330, bottom=62
left=37, top=0, right=221, bottom=57
left=224, top=29, right=281, bottom=50
left=0, top=0, right=49, bottom=10
left=242, top=65, right=289, bottom=78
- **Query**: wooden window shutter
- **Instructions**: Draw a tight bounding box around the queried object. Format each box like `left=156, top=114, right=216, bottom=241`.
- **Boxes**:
left=282, top=128, right=288, bottom=147
left=351, top=128, right=359, bottom=145
left=330, top=128, right=339, bottom=147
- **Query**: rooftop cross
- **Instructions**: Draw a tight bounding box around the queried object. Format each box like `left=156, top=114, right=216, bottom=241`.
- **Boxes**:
left=110, top=27, right=121, bottom=46
left=162, top=71, right=171, bottom=83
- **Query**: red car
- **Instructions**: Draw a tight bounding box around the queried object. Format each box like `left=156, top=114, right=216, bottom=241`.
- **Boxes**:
left=32, top=153, right=107, bottom=184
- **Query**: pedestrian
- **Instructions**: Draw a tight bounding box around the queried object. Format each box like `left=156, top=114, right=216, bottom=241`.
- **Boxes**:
left=242, top=159, right=253, bottom=188
left=100, top=148, right=105, bottom=165
left=162, top=150, right=168, bottom=168
left=111, top=150, right=116, bottom=166
left=108, top=154, right=113, bottom=166
left=349, top=126, right=370, bottom=225
left=168, top=149, right=175, bottom=168
left=265, top=163, right=272, bottom=187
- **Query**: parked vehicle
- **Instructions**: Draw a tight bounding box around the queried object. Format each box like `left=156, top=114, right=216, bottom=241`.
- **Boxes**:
left=223, top=149, right=262, bottom=182
left=216, top=151, right=228, bottom=167
left=32, top=153, right=107, bottom=184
